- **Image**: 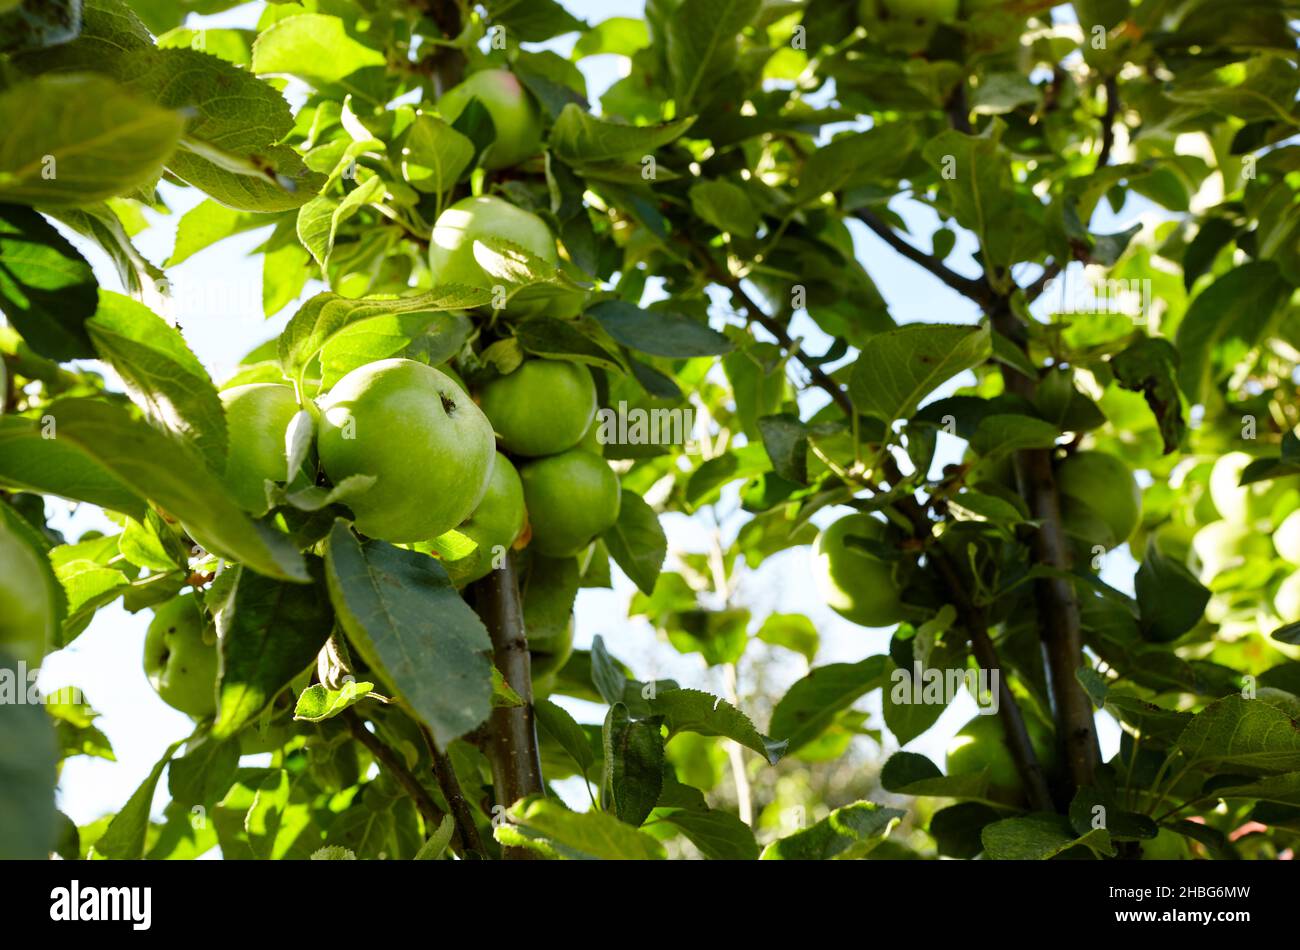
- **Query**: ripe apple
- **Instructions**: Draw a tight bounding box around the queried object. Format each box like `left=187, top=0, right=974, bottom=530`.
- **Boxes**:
left=436, top=68, right=542, bottom=170
left=811, top=513, right=905, bottom=628
left=0, top=504, right=58, bottom=666
left=143, top=594, right=218, bottom=719
left=478, top=360, right=598, bottom=457
left=1210, top=452, right=1291, bottom=525
left=220, top=383, right=301, bottom=513
left=428, top=195, right=557, bottom=293
left=1189, top=520, right=1272, bottom=582
left=530, top=615, right=574, bottom=679
left=317, top=358, right=496, bottom=543
left=447, top=452, right=526, bottom=584
left=520, top=449, right=621, bottom=557
left=1056, top=451, right=1141, bottom=551
left=945, top=708, right=1057, bottom=804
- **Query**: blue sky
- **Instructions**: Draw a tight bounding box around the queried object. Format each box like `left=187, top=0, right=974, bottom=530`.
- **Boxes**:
left=37, top=0, right=1129, bottom=831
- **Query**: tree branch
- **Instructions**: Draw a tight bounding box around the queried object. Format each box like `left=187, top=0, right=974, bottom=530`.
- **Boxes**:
left=419, top=724, right=486, bottom=858
left=343, top=710, right=458, bottom=849
left=470, top=554, right=545, bottom=859
left=851, top=209, right=997, bottom=307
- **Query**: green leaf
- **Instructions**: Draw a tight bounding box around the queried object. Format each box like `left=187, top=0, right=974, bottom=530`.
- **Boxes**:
left=278, top=288, right=494, bottom=388
left=0, top=203, right=97, bottom=361
left=167, top=734, right=240, bottom=809
left=760, top=801, right=904, bottom=860
left=251, top=13, right=387, bottom=106
left=514, top=316, right=623, bottom=372
left=849, top=324, right=991, bottom=424
left=1175, top=262, right=1288, bottom=404
left=482, top=0, right=584, bottom=42
left=535, top=698, right=596, bottom=777
left=498, top=795, right=665, bottom=859
left=757, top=413, right=809, bottom=485
left=655, top=774, right=758, bottom=860
left=0, top=415, right=145, bottom=519
left=550, top=103, right=693, bottom=165
left=880, top=750, right=992, bottom=799
left=43, top=202, right=166, bottom=299
left=795, top=124, right=917, bottom=203
left=588, top=299, right=733, bottom=357
left=167, top=199, right=268, bottom=267
left=213, top=563, right=335, bottom=739
left=968, top=413, right=1060, bottom=458
left=769, top=656, right=890, bottom=754
left=0, top=657, right=59, bottom=859
left=663, top=0, right=760, bottom=112
left=1176, top=694, right=1300, bottom=776
left=0, top=73, right=183, bottom=206
left=297, top=174, right=385, bottom=268
left=689, top=180, right=759, bottom=237
left=1111, top=338, right=1185, bottom=454
left=1135, top=538, right=1210, bottom=643
left=402, top=114, right=474, bottom=195
left=95, top=739, right=183, bottom=859
left=324, top=522, right=493, bottom=747
left=294, top=680, right=374, bottom=723
left=573, top=17, right=649, bottom=58
left=755, top=613, right=819, bottom=663
left=414, top=815, right=455, bottom=860
left=646, top=688, right=785, bottom=764
left=602, top=490, right=666, bottom=596
left=86, top=291, right=228, bottom=471
left=602, top=703, right=664, bottom=826
left=981, top=813, right=1113, bottom=860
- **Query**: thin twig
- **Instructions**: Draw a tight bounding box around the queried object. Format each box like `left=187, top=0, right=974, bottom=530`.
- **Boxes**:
left=852, top=209, right=996, bottom=307
left=419, top=724, right=486, bottom=857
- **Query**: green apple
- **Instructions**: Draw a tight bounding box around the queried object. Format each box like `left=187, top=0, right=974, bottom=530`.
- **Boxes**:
left=1274, top=509, right=1300, bottom=564
left=811, top=513, right=905, bottom=628
left=0, top=504, right=58, bottom=666
left=143, top=594, right=218, bottom=719
left=318, top=358, right=496, bottom=543
left=478, top=360, right=598, bottom=457
left=239, top=718, right=298, bottom=755
left=530, top=615, right=574, bottom=679
left=448, top=452, right=526, bottom=584
left=946, top=708, right=1057, bottom=804
left=1210, top=452, right=1290, bottom=525
left=1056, top=451, right=1141, bottom=551
left=436, top=68, right=542, bottom=170
left=1141, top=828, right=1191, bottom=860
left=220, top=383, right=301, bottom=513
left=1190, top=520, right=1272, bottom=582
left=1273, top=572, right=1300, bottom=623
left=521, top=450, right=621, bottom=557
left=428, top=196, right=557, bottom=292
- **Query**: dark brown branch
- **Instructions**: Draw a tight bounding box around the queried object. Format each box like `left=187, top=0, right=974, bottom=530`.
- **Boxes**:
left=852, top=209, right=996, bottom=307
left=883, top=461, right=1055, bottom=812
left=470, top=554, right=545, bottom=859
left=343, top=709, right=456, bottom=847
left=1096, top=75, right=1120, bottom=173
left=419, top=724, right=486, bottom=858
left=990, top=306, right=1099, bottom=792
left=1024, top=260, right=1063, bottom=303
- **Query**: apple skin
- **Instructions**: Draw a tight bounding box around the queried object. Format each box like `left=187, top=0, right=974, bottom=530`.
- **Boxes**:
left=1056, top=451, right=1141, bottom=551
left=1210, top=452, right=1290, bottom=525
left=811, top=513, right=905, bottom=628
left=436, top=68, right=542, bottom=170
left=946, top=708, right=1057, bottom=804
left=478, top=360, right=598, bottom=457
left=428, top=196, right=557, bottom=292
left=520, top=450, right=621, bottom=557
left=1273, top=572, right=1300, bottom=623
left=143, top=594, right=218, bottom=719
left=1275, top=508, right=1300, bottom=564
left=317, top=358, right=496, bottom=543
left=1190, top=520, right=1272, bottom=582
left=220, top=383, right=301, bottom=513
left=0, top=504, right=58, bottom=667
left=448, top=452, right=526, bottom=584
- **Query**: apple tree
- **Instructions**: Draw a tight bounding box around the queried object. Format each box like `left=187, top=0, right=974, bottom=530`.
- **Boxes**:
left=2, top=0, right=1299, bottom=861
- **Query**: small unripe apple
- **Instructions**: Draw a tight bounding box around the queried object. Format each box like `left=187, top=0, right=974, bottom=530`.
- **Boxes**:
left=521, top=450, right=621, bottom=557
left=945, top=707, right=1057, bottom=805
left=1209, top=452, right=1290, bottom=525
left=143, top=594, right=218, bottom=719
left=220, top=383, right=301, bottom=513
left=428, top=195, right=557, bottom=292
left=447, top=452, right=526, bottom=585
left=811, top=513, right=905, bottom=628
left=478, top=360, right=598, bottom=457
left=0, top=504, right=58, bottom=667
left=1056, top=451, right=1141, bottom=551
left=1189, top=520, right=1271, bottom=582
